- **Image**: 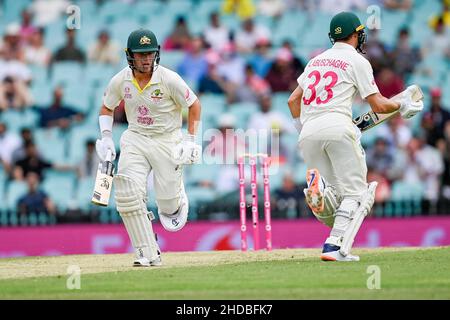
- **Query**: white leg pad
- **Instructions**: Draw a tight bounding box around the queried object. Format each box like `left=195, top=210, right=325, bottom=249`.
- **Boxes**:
left=339, top=182, right=378, bottom=257
left=114, top=175, right=160, bottom=262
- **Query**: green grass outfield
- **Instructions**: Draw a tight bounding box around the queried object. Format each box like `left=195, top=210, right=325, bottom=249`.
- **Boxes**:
left=0, top=247, right=449, bottom=299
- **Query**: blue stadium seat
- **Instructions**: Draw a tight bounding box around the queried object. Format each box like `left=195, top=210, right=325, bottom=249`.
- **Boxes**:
left=390, top=181, right=424, bottom=201
left=6, top=180, right=28, bottom=211
left=75, top=177, right=96, bottom=211
left=228, top=102, right=259, bottom=129
left=62, top=83, right=91, bottom=113
left=0, top=109, right=39, bottom=133
left=160, top=50, right=186, bottom=70
left=50, top=62, right=85, bottom=87
left=34, top=127, right=67, bottom=163
left=42, top=170, right=77, bottom=211
left=67, top=124, right=98, bottom=163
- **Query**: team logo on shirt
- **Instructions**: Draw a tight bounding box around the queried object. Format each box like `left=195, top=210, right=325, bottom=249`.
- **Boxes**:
left=150, top=88, right=164, bottom=103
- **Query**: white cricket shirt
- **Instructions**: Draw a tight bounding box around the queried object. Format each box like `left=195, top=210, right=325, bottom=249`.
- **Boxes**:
left=103, top=65, right=197, bottom=136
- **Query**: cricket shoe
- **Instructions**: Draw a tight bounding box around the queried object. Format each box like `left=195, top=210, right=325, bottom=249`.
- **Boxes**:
left=304, top=168, right=325, bottom=213
left=158, top=188, right=189, bottom=232
left=320, top=243, right=360, bottom=262
left=133, top=255, right=162, bottom=267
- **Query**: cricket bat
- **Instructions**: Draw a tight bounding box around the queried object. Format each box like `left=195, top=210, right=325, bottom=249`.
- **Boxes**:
left=91, top=150, right=115, bottom=206
left=353, top=85, right=424, bottom=132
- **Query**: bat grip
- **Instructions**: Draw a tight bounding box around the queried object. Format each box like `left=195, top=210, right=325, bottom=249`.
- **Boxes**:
left=105, top=149, right=112, bottom=162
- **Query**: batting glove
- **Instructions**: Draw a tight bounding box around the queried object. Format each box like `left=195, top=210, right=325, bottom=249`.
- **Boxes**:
left=172, top=134, right=202, bottom=165
left=96, top=132, right=116, bottom=162
left=399, top=87, right=424, bottom=119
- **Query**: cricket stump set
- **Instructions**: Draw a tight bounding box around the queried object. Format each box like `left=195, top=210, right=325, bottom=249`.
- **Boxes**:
left=238, top=153, right=272, bottom=252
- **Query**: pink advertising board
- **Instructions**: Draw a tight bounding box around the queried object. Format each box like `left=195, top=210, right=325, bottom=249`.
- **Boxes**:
left=0, top=217, right=449, bottom=257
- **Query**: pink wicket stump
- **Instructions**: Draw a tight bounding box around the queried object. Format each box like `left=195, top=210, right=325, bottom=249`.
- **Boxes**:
left=238, top=154, right=272, bottom=251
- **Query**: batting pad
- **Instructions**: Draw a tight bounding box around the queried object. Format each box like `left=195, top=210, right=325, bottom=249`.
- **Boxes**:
left=114, top=175, right=160, bottom=260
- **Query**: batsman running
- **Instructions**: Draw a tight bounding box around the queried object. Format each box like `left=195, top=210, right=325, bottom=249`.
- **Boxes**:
left=287, top=12, right=423, bottom=261
left=95, top=29, right=201, bottom=266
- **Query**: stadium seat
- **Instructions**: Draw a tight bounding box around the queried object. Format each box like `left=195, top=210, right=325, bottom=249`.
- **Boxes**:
left=6, top=180, right=28, bottom=211
left=50, top=62, right=85, bottom=87
left=0, top=109, right=39, bottom=133
left=75, top=177, right=96, bottom=211
left=390, top=181, right=424, bottom=201
left=42, top=170, right=77, bottom=211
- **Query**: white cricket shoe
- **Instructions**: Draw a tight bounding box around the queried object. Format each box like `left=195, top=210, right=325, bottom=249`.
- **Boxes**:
left=133, top=256, right=162, bottom=267
left=320, top=243, right=360, bottom=262
left=158, top=190, right=189, bottom=232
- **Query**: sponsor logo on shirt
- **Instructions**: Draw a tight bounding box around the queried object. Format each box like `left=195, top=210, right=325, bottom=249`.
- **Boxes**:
left=124, top=86, right=132, bottom=99
left=137, top=105, right=154, bottom=126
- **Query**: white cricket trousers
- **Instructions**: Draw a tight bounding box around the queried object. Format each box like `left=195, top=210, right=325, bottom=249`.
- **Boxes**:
left=117, top=129, right=184, bottom=202
left=298, top=113, right=368, bottom=200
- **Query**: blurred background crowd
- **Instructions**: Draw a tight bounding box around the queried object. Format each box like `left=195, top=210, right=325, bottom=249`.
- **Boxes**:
left=0, top=0, right=449, bottom=225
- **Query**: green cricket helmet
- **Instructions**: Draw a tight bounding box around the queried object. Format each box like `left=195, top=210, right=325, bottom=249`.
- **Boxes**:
left=125, top=28, right=160, bottom=69
left=328, top=12, right=367, bottom=53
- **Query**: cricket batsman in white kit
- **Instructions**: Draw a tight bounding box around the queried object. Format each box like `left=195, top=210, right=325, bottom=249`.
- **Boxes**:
left=288, top=12, right=423, bottom=261
left=96, top=29, right=201, bottom=266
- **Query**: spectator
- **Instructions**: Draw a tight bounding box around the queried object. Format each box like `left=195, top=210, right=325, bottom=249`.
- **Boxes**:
left=222, top=0, right=256, bottom=20
left=198, top=62, right=227, bottom=95
left=24, top=28, right=52, bottom=67
left=421, top=88, right=450, bottom=147
left=19, top=9, right=37, bottom=44
left=203, top=12, right=230, bottom=52
left=248, top=38, right=273, bottom=78
left=177, top=36, right=208, bottom=84
left=234, top=64, right=270, bottom=103
left=216, top=43, right=246, bottom=101
left=319, top=0, right=367, bottom=14
left=77, top=140, right=100, bottom=178
left=18, top=172, right=56, bottom=216
left=0, top=122, right=22, bottom=173
left=390, top=28, right=421, bottom=78
left=281, top=40, right=305, bottom=75
left=0, top=48, right=32, bottom=84
left=13, top=142, right=53, bottom=181
left=402, top=136, right=444, bottom=202
left=440, top=122, right=450, bottom=199
left=367, top=167, right=391, bottom=203
left=374, top=65, right=404, bottom=98
left=247, top=94, right=294, bottom=133
left=235, top=18, right=271, bottom=53
left=366, top=137, right=395, bottom=177
left=364, top=29, right=389, bottom=77
left=0, top=76, right=33, bottom=111
left=163, top=16, right=192, bottom=51
left=272, top=171, right=304, bottom=218
left=88, top=30, right=120, bottom=65
left=53, top=28, right=86, bottom=63
left=429, top=1, right=450, bottom=29
left=37, top=86, right=84, bottom=129
left=11, top=128, right=34, bottom=164
left=258, top=0, right=286, bottom=20
left=423, top=17, right=450, bottom=57
left=28, top=0, right=71, bottom=27
left=0, top=23, right=25, bottom=62
left=376, top=114, right=412, bottom=150
left=383, top=0, right=412, bottom=10
left=265, top=48, right=298, bottom=93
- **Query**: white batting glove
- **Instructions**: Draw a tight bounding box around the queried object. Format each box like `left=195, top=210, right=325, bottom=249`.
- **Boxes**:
left=96, top=132, right=116, bottom=162
left=293, top=117, right=303, bottom=134
left=172, top=134, right=202, bottom=165
left=399, top=87, right=424, bottom=119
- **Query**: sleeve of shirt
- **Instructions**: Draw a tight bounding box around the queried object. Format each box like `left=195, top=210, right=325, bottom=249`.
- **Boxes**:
left=353, top=57, right=379, bottom=99
left=103, top=74, right=122, bottom=110
left=167, top=71, right=198, bottom=108
left=296, top=71, right=306, bottom=89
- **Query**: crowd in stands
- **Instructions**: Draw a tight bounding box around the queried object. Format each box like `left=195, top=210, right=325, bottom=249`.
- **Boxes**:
left=0, top=0, right=449, bottom=222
